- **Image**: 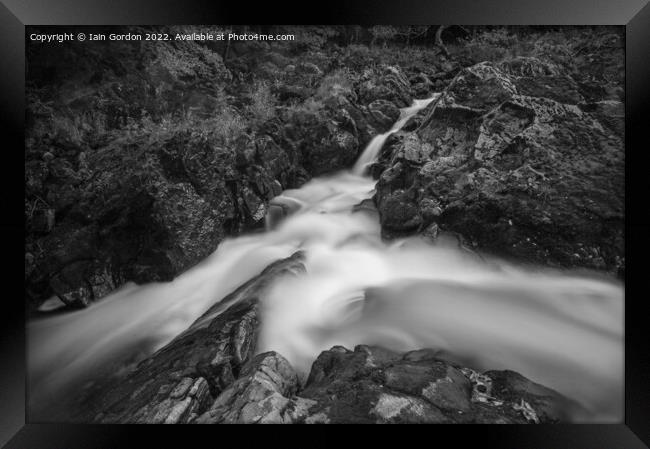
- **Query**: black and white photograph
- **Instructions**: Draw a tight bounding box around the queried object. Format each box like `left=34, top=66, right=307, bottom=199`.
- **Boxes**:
left=23, top=25, right=626, bottom=425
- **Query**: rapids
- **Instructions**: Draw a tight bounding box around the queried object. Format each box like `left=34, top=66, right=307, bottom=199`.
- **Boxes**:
left=27, top=96, right=623, bottom=422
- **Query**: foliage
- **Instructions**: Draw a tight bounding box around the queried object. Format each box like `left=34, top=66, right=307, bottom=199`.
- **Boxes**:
left=136, top=106, right=247, bottom=147
left=315, top=68, right=356, bottom=101
left=370, top=26, right=399, bottom=47
left=453, top=28, right=519, bottom=64
left=394, top=26, right=431, bottom=44
left=150, top=39, right=228, bottom=84
left=282, top=97, right=325, bottom=125
left=245, top=80, right=277, bottom=124
left=448, top=26, right=623, bottom=80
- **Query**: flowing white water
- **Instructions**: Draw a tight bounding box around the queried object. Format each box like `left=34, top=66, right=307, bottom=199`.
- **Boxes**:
left=352, top=95, right=438, bottom=174
left=28, top=97, right=623, bottom=422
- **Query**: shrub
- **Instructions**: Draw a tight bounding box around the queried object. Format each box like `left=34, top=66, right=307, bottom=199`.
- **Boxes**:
left=370, top=26, right=399, bottom=47
left=136, top=105, right=247, bottom=146
left=315, top=68, right=356, bottom=101
left=151, top=37, right=229, bottom=84
left=210, top=108, right=247, bottom=142
left=282, top=97, right=325, bottom=125
left=246, top=80, right=277, bottom=124
left=451, top=28, right=532, bottom=65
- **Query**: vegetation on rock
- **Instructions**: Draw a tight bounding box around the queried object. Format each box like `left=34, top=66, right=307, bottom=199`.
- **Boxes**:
left=26, top=26, right=623, bottom=309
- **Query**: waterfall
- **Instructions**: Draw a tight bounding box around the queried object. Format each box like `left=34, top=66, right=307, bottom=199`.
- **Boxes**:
left=28, top=96, right=623, bottom=423
left=352, top=96, right=439, bottom=175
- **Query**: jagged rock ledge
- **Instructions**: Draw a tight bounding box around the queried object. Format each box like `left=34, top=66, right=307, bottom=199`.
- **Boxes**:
left=372, top=58, right=624, bottom=275
left=77, top=253, right=581, bottom=424
left=84, top=251, right=306, bottom=423
left=25, top=31, right=422, bottom=311
left=195, top=346, right=581, bottom=424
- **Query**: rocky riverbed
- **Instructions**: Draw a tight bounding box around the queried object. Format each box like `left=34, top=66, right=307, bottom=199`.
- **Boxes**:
left=26, top=26, right=624, bottom=424
left=61, top=253, right=586, bottom=424
left=25, top=26, right=446, bottom=310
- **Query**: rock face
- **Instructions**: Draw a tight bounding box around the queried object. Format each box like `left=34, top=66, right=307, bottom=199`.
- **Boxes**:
left=25, top=28, right=242, bottom=309
left=25, top=27, right=418, bottom=310
left=88, top=342, right=578, bottom=424
left=283, top=64, right=413, bottom=177
left=195, top=351, right=308, bottom=424
left=54, top=253, right=580, bottom=424
left=265, top=345, right=578, bottom=424
left=74, top=252, right=306, bottom=423
left=30, top=23, right=518, bottom=309
left=373, top=59, right=624, bottom=273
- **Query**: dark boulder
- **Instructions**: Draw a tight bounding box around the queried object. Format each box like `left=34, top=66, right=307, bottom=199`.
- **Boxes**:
left=485, top=369, right=585, bottom=423
left=195, top=351, right=308, bottom=424
left=367, top=99, right=401, bottom=130
left=195, top=344, right=578, bottom=424
left=373, top=61, right=624, bottom=273
left=63, top=252, right=307, bottom=423
left=295, top=345, right=578, bottom=424
left=359, top=65, right=413, bottom=108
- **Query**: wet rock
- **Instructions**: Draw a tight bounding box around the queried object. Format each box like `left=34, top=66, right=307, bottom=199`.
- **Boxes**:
left=422, top=223, right=440, bottom=241
left=73, top=316, right=578, bottom=425
left=367, top=99, right=400, bottom=129
left=485, top=369, right=586, bottom=423
left=195, top=351, right=305, bottom=424
left=370, top=393, right=449, bottom=423
left=241, top=186, right=266, bottom=224
left=294, top=345, right=576, bottom=424
left=359, top=65, right=413, bottom=108
left=419, top=198, right=443, bottom=220
left=278, top=78, right=365, bottom=177
left=376, top=190, right=422, bottom=234
left=443, top=62, right=517, bottom=112
left=26, top=41, right=438, bottom=311
left=410, top=72, right=435, bottom=98
left=500, top=57, right=584, bottom=105
left=579, top=100, right=624, bottom=138
left=374, top=61, right=624, bottom=273
left=25, top=122, right=311, bottom=308
left=26, top=29, right=331, bottom=310
left=266, top=196, right=303, bottom=229
left=75, top=252, right=306, bottom=423
left=513, top=75, right=583, bottom=105
left=568, top=30, right=624, bottom=103
left=49, top=260, right=116, bottom=308
left=300, top=126, right=359, bottom=177
left=352, top=198, right=378, bottom=216
left=146, top=182, right=225, bottom=276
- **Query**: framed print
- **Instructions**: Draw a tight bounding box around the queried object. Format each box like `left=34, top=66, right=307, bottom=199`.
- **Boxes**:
left=1, top=0, right=649, bottom=447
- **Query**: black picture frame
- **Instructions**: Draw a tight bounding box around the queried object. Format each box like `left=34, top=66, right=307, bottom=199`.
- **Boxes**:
left=2, top=0, right=649, bottom=447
